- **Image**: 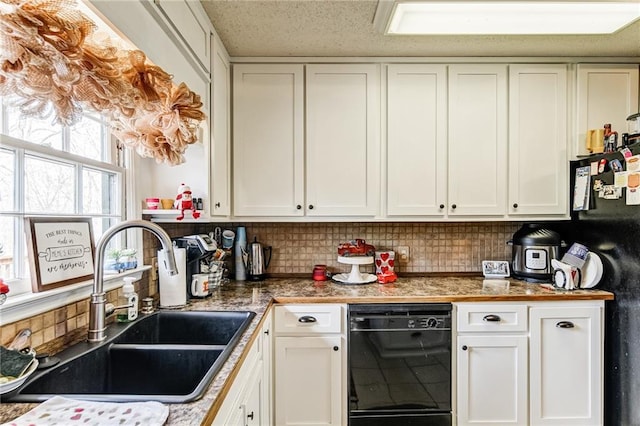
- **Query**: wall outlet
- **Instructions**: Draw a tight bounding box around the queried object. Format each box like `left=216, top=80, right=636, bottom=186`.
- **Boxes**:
left=397, top=246, right=410, bottom=264
left=150, top=257, right=158, bottom=281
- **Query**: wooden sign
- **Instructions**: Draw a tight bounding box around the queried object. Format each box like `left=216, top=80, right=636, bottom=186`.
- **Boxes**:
left=25, top=217, right=96, bottom=292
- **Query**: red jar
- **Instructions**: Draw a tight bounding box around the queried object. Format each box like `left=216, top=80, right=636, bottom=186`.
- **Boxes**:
left=312, top=265, right=328, bottom=281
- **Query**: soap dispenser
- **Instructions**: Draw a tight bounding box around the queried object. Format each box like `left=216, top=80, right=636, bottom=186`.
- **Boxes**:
left=117, top=277, right=139, bottom=322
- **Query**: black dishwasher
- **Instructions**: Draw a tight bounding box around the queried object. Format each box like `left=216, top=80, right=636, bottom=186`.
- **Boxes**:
left=348, top=304, right=452, bottom=426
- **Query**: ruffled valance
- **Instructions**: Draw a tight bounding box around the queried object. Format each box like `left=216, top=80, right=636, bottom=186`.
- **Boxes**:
left=0, top=0, right=206, bottom=165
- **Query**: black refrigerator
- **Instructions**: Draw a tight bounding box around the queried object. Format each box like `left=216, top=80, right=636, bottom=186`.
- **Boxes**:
left=552, top=142, right=640, bottom=425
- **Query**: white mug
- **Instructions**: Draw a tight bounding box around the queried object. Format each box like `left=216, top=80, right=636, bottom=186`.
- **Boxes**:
left=222, top=230, right=235, bottom=249
left=191, top=273, right=210, bottom=297
left=551, top=259, right=582, bottom=290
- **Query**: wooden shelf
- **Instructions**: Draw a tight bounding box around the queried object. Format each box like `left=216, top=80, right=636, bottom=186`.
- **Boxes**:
left=142, top=209, right=205, bottom=222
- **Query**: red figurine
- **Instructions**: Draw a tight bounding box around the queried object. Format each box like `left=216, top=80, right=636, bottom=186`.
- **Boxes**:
left=174, top=183, right=200, bottom=221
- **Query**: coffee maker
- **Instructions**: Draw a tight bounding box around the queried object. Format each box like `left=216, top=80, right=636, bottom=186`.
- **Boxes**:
left=173, top=234, right=217, bottom=298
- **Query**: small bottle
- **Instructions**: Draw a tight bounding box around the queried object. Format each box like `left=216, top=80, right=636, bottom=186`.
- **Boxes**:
left=604, top=123, right=618, bottom=153
left=117, top=277, right=139, bottom=322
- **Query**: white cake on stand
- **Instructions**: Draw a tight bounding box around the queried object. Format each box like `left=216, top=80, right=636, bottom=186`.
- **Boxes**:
left=332, top=256, right=377, bottom=284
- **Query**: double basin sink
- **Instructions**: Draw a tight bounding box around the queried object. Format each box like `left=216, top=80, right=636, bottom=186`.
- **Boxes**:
left=6, top=310, right=256, bottom=403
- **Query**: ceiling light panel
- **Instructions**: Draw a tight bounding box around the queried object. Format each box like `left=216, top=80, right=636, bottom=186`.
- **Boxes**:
left=388, top=2, right=640, bottom=35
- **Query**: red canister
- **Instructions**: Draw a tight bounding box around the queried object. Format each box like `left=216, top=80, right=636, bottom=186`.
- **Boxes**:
left=312, top=265, right=328, bottom=281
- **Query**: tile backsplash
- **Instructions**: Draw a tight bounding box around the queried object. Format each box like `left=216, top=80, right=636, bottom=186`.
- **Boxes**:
left=148, top=221, right=522, bottom=275
left=2, top=221, right=521, bottom=353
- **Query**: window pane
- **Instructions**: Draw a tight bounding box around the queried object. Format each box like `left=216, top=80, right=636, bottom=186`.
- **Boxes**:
left=91, top=217, right=122, bottom=257
left=5, top=106, right=63, bottom=149
left=0, top=148, right=15, bottom=211
left=83, top=168, right=118, bottom=214
left=70, top=115, right=106, bottom=161
left=24, top=155, right=75, bottom=213
left=0, top=216, right=15, bottom=279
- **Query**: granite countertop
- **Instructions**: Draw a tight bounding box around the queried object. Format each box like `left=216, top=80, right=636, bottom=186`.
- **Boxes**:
left=0, top=276, right=613, bottom=425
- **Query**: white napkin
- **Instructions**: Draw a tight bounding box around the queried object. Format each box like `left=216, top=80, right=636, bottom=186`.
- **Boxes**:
left=2, top=396, right=169, bottom=426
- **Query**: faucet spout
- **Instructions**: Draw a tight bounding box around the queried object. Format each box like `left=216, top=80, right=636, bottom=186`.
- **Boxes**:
left=88, top=219, right=177, bottom=342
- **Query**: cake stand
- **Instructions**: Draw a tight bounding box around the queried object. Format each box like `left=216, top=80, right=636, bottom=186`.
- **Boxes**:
left=332, top=256, right=377, bottom=284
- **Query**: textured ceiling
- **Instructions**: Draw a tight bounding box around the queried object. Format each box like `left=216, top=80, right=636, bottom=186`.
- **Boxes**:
left=200, top=0, right=640, bottom=58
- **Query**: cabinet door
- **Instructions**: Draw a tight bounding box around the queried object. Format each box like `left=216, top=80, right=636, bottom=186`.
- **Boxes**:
left=220, top=403, right=244, bottom=426
left=306, top=64, right=380, bottom=216
left=448, top=65, right=507, bottom=217
left=210, top=36, right=230, bottom=216
left=387, top=64, right=447, bottom=216
left=457, top=335, right=528, bottom=425
left=233, top=64, right=305, bottom=216
left=243, top=359, right=264, bottom=426
left=509, top=65, right=568, bottom=216
left=260, top=314, right=273, bottom=425
left=576, top=64, right=639, bottom=156
left=530, top=306, right=603, bottom=425
left=154, top=0, right=211, bottom=73
left=275, top=336, right=343, bottom=426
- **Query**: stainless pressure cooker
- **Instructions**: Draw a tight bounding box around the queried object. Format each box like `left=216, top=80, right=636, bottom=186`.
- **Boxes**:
left=508, top=224, right=565, bottom=282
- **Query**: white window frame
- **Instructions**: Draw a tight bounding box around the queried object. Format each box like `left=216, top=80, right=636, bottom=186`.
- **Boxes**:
left=0, top=114, right=146, bottom=325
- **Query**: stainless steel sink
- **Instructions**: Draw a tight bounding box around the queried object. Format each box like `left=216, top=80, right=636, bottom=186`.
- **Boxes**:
left=6, top=310, right=256, bottom=403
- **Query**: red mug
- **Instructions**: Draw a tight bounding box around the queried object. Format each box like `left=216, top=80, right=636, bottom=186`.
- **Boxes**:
left=313, top=265, right=328, bottom=281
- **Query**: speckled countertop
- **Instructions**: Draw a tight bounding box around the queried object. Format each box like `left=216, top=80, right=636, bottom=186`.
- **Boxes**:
left=0, top=277, right=613, bottom=425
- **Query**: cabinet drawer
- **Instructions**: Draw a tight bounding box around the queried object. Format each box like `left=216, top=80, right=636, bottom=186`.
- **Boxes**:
left=457, top=304, right=528, bottom=332
left=274, top=304, right=343, bottom=334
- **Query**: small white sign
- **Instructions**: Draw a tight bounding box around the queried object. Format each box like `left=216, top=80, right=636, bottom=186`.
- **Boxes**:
left=482, top=260, right=510, bottom=278
left=25, top=217, right=95, bottom=292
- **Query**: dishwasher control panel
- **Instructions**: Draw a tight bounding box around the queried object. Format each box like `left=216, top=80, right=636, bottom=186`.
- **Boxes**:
left=351, top=314, right=451, bottom=331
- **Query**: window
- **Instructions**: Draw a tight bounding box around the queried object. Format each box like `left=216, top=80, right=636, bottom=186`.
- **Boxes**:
left=0, top=103, right=125, bottom=295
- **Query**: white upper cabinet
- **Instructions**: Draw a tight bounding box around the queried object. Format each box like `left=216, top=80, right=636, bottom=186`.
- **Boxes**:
left=306, top=64, right=381, bottom=216
left=576, top=64, right=639, bottom=156
left=210, top=36, right=231, bottom=216
left=508, top=65, right=568, bottom=217
left=448, top=65, right=508, bottom=216
left=386, top=64, right=448, bottom=217
left=233, top=64, right=305, bottom=216
left=154, top=0, right=211, bottom=75
left=226, top=59, right=635, bottom=221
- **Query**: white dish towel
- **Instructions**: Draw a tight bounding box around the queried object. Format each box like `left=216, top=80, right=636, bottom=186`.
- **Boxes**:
left=2, top=396, right=169, bottom=426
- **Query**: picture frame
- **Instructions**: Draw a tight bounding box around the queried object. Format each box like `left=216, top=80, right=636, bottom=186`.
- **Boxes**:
left=25, top=217, right=96, bottom=292
left=482, top=260, right=510, bottom=278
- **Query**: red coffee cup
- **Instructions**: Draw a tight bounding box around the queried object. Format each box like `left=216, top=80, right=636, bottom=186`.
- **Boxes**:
left=313, top=265, right=328, bottom=281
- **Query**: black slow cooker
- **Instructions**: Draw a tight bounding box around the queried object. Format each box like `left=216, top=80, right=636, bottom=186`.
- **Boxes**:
left=508, top=224, right=565, bottom=282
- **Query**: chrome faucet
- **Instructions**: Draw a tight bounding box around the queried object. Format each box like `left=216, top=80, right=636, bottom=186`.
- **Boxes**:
left=88, top=219, right=178, bottom=342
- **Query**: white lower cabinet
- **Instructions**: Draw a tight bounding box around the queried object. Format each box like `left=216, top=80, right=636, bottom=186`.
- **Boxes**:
left=529, top=306, right=603, bottom=425
left=457, top=335, right=529, bottom=424
left=456, top=303, right=529, bottom=425
left=455, top=301, right=604, bottom=426
left=213, top=311, right=272, bottom=426
left=273, top=304, right=347, bottom=426
left=221, top=359, right=264, bottom=426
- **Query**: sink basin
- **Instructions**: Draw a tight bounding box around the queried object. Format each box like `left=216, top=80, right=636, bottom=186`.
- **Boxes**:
left=6, top=310, right=256, bottom=403
left=114, top=310, right=254, bottom=345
